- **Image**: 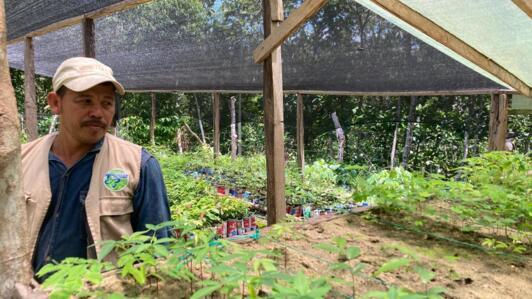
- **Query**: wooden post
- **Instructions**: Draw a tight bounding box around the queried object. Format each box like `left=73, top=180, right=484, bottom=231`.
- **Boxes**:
left=194, top=95, right=206, bottom=144
left=229, top=96, right=238, bottom=160
left=488, top=94, right=509, bottom=151
left=212, top=92, right=220, bottom=158
left=263, top=0, right=286, bottom=225
left=296, top=93, right=305, bottom=171
left=82, top=17, right=95, bottom=58
left=24, top=36, right=37, bottom=141
left=0, top=0, right=32, bottom=294
left=401, top=96, right=417, bottom=168
left=150, top=93, right=156, bottom=146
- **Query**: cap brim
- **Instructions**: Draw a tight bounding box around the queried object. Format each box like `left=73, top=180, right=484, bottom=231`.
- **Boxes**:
left=62, top=74, right=125, bottom=96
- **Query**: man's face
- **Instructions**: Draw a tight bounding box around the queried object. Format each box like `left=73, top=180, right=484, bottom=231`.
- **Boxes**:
left=49, top=83, right=115, bottom=146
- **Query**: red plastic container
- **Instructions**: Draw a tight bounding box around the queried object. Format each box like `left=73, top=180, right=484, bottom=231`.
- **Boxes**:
left=243, top=217, right=251, bottom=232
left=216, top=186, right=226, bottom=195
left=249, top=215, right=257, bottom=231
left=216, top=222, right=227, bottom=238
left=227, top=220, right=238, bottom=237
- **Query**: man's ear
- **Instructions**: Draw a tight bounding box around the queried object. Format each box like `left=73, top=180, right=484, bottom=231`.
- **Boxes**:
left=47, top=92, right=61, bottom=115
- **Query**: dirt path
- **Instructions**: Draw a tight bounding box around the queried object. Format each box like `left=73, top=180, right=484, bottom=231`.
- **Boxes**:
left=244, top=213, right=532, bottom=299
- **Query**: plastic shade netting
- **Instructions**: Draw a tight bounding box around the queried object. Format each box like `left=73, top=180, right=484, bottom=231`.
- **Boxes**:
left=7, top=0, right=507, bottom=94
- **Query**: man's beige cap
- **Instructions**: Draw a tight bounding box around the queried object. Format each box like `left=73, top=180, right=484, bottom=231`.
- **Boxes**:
left=52, top=57, right=125, bottom=96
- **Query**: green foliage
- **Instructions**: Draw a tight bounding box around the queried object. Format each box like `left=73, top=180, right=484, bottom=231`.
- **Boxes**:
left=352, top=152, right=531, bottom=253
left=36, top=258, right=114, bottom=299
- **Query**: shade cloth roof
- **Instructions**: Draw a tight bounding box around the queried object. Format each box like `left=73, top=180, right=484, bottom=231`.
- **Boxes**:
left=356, top=0, right=532, bottom=96
left=7, top=0, right=525, bottom=95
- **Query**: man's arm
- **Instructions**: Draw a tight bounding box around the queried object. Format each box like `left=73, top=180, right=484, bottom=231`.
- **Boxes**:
left=131, top=149, right=172, bottom=238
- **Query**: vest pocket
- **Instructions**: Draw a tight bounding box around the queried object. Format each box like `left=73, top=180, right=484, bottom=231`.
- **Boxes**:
left=99, top=196, right=134, bottom=242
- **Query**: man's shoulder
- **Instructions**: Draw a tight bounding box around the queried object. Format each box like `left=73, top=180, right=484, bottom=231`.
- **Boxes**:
left=21, top=133, right=56, bottom=155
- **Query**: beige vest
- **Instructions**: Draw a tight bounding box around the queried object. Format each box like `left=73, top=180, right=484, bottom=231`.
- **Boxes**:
left=21, top=133, right=142, bottom=261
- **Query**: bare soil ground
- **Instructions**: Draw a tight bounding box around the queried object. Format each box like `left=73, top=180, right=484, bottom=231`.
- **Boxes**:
left=243, top=212, right=532, bottom=299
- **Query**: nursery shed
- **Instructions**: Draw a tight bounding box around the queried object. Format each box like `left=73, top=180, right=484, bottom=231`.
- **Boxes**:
left=1, top=0, right=531, bottom=294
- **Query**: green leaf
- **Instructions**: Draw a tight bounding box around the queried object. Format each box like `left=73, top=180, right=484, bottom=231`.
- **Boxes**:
left=313, top=243, right=340, bottom=254
left=414, top=266, right=435, bottom=284
left=329, top=262, right=351, bottom=271
left=427, top=286, right=446, bottom=295
left=190, top=283, right=222, bottom=299
left=346, top=246, right=361, bottom=259
left=98, top=241, right=116, bottom=261
left=374, top=258, right=410, bottom=276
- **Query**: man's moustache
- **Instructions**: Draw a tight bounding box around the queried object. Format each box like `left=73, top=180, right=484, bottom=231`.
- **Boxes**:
left=81, top=120, right=107, bottom=128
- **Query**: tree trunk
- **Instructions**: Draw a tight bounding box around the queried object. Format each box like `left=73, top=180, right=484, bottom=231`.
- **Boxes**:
left=390, top=97, right=401, bottom=169
left=24, top=36, right=38, bottom=141
left=150, top=93, right=156, bottom=146
left=212, top=92, right=220, bottom=158
left=463, top=129, right=469, bottom=160
left=488, top=94, right=508, bottom=151
left=296, top=93, right=305, bottom=171
left=175, top=128, right=183, bottom=154
left=331, top=111, right=345, bottom=163
left=229, top=96, right=238, bottom=160
left=401, top=96, right=417, bottom=168
left=194, top=95, right=206, bottom=144
left=238, top=94, right=242, bottom=155
left=0, top=1, right=32, bottom=294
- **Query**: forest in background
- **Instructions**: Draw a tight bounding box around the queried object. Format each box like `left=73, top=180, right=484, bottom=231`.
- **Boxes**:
left=10, top=68, right=531, bottom=175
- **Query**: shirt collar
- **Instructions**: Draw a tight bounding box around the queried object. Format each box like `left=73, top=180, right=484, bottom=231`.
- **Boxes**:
left=49, top=137, right=105, bottom=161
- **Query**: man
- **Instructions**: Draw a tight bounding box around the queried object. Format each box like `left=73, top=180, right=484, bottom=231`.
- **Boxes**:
left=20, top=57, right=171, bottom=276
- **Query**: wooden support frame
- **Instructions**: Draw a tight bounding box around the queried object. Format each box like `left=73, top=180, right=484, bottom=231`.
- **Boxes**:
left=254, top=0, right=328, bottom=63
left=212, top=92, right=221, bottom=158
left=8, top=0, right=152, bottom=45
left=127, top=88, right=514, bottom=97
left=24, top=36, right=37, bottom=141
left=263, top=0, right=286, bottom=225
left=296, top=93, right=305, bottom=171
left=82, top=17, right=96, bottom=58
left=488, top=94, right=509, bottom=151
left=512, top=0, right=532, bottom=18
left=366, top=0, right=531, bottom=97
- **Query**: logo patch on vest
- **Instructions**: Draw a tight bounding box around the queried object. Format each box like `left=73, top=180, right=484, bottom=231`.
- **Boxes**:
left=103, top=168, right=129, bottom=192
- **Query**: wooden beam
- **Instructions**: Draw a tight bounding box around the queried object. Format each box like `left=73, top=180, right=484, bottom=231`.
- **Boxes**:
left=367, top=0, right=531, bottom=97
left=82, top=18, right=95, bottom=58
left=126, top=88, right=515, bottom=96
left=296, top=93, right=305, bottom=171
left=263, top=0, right=286, bottom=225
left=512, top=0, right=532, bottom=18
left=254, top=0, right=328, bottom=63
left=212, top=92, right=220, bottom=158
left=24, top=36, right=37, bottom=141
left=271, top=0, right=284, bottom=21
left=8, top=0, right=152, bottom=44
left=488, top=94, right=509, bottom=151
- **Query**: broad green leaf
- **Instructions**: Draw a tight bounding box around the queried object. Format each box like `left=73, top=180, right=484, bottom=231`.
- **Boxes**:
left=374, top=258, right=410, bottom=276
left=313, top=243, right=340, bottom=254
left=414, top=266, right=435, bottom=284
left=346, top=246, right=361, bottom=259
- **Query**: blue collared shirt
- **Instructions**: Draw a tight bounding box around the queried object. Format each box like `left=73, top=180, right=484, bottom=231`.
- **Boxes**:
left=32, top=138, right=171, bottom=273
